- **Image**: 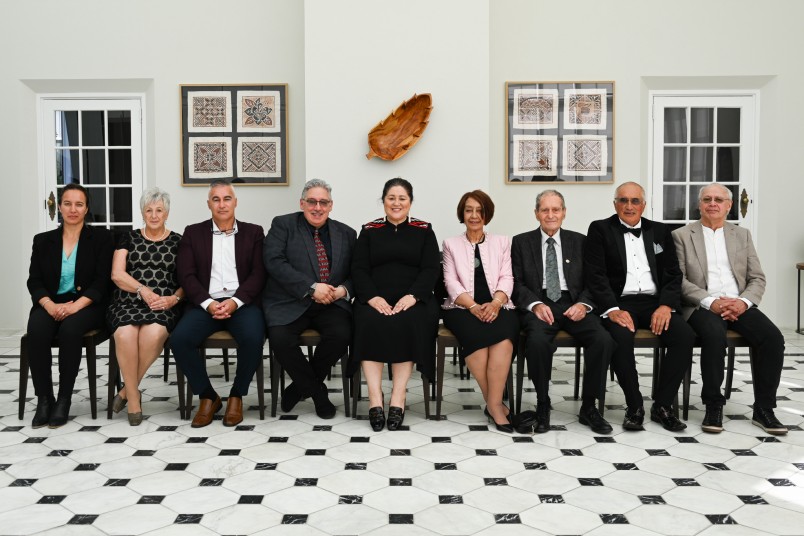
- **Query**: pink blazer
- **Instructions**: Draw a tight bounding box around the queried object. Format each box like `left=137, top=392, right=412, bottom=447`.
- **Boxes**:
left=441, top=232, right=514, bottom=309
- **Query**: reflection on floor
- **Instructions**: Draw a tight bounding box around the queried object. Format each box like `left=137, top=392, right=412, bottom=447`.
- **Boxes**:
left=0, top=329, right=803, bottom=536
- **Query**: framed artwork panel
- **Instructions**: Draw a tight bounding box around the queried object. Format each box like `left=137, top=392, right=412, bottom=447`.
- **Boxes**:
left=506, top=81, right=614, bottom=184
left=181, top=83, right=288, bottom=185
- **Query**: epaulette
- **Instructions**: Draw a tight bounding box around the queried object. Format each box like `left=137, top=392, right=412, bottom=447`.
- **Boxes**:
left=363, top=217, right=387, bottom=229
left=408, top=217, right=430, bottom=229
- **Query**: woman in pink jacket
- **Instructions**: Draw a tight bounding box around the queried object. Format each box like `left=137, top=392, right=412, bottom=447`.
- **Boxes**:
left=441, top=190, right=519, bottom=432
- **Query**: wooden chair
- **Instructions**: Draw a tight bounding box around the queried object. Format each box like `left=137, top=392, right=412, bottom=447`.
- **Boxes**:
left=435, top=324, right=514, bottom=420
left=178, top=331, right=265, bottom=420
left=18, top=329, right=109, bottom=420
left=268, top=328, right=351, bottom=418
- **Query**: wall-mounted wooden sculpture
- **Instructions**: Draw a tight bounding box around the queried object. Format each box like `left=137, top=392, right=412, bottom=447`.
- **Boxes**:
left=366, top=93, right=432, bottom=160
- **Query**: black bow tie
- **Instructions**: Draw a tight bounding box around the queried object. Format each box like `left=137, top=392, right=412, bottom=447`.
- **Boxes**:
left=621, top=225, right=641, bottom=238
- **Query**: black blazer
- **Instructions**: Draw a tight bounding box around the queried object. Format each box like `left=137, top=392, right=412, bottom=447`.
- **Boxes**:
left=262, top=212, right=356, bottom=327
left=584, top=214, right=682, bottom=312
left=512, top=227, right=595, bottom=313
left=27, top=224, right=114, bottom=309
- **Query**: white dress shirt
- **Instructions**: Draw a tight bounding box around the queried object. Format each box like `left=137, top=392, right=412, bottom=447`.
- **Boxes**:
left=201, top=221, right=244, bottom=311
left=602, top=219, right=657, bottom=317
left=527, top=228, right=591, bottom=312
left=699, top=225, right=752, bottom=310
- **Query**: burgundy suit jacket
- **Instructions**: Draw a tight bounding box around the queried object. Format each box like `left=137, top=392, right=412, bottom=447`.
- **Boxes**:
left=177, top=219, right=266, bottom=307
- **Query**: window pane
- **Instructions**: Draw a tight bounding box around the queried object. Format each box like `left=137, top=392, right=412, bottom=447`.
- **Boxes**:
left=716, top=147, right=740, bottom=181
left=56, top=149, right=79, bottom=185
left=56, top=187, right=64, bottom=224
left=725, top=185, right=739, bottom=220
left=663, top=185, right=685, bottom=220
left=81, top=110, right=105, bottom=146
left=82, top=149, right=107, bottom=184
left=690, top=147, right=713, bottom=181
left=56, top=111, right=78, bottom=147
left=717, top=108, right=740, bottom=143
left=109, top=150, right=132, bottom=184
left=664, top=108, right=687, bottom=143
left=108, top=111, right=131, bottom=146
left=663, top=147, right=686, bottom=182
left=690, top=108, right=713, bottom=143
left=689, top=184, right=705, bottom=220
left=85, top=187, right=107, bottom=223
left=110, top=188, right=132, bottom=223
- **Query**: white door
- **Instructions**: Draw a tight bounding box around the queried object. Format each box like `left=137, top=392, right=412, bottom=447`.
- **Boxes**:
left=38, top=97, right=144, bottom=232
left=649, top=92, right=758, bottom=234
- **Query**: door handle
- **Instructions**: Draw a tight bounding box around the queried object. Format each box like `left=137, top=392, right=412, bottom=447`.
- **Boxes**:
left=740, top=189, right=749, bottom=218
left=47, top=191, right=56, bottom=221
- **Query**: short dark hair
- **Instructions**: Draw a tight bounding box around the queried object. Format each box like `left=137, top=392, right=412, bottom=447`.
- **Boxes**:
left=60, top=183, right=90, bottom=206
left=382, top=177, right=413, bottom=201
left=456, top=190, right=495, bottom=224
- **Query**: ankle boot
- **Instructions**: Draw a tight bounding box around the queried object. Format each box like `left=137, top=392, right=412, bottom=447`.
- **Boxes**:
left=32, top=396, right=55, bottom=429
left=48, top=397, right=72, bottom=429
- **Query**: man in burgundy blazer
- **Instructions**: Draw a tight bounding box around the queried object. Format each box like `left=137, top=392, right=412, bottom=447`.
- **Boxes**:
left=172, top=179, right=266, bottom=428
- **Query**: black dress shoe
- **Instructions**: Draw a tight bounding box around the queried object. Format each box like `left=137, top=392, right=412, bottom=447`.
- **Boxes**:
left=281, top=383, right=303, bottom=413
left=312, top=385, right=336, bottom=419
left=622, top=406, right=645, bottom=431
left=579, top=406, right=613, bottom=434
left=701, top=404, right=723, bottom=433
left=32, top=396, right=55, bottom=429
left=386, top=406, right=405, bottom=431
left=368, top=406, right=385, bottom=432
left=752, top=407, right=788, bottom=435
left=534, top=404, right=550, bottom=434
left=650, top=404, right=687, bottom=432
left=48, top=397, right=71, bottom=429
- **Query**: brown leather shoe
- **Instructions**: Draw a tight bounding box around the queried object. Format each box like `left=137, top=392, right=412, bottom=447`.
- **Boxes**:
left=222, top=396, right=243, bottom=427
left=191, top=396, right=222, bottom=428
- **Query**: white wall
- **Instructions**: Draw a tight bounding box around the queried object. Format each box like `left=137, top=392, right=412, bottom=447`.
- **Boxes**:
left=1, top=0, right=803, bottom=331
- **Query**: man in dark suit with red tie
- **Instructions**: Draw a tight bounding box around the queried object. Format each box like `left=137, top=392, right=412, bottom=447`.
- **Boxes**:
left=171, top=179, right=266, bottom=428
left=262, top=179, right=356, bottom=419
left=584, top=181, right=695, bottom=432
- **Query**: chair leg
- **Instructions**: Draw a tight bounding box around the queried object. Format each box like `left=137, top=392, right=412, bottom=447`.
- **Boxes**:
left=340, top=357, right=351, bottom=418
left=270, top=352, right=279, bottom=418
left=682, top=359, right=691, bottom=421
left=651, top=349, right=660, bottom=400
left=574, top=347, right=582, bottom=400
left=18, top=335, right=29, bottom=420
left=86, top=335, right=98, bottom=419
left=351, top=368, right=361, bottom=419
left=725, top=346, right=736, bottom=399
left=505, top=363, right=514, bottom=411
left=515, top=338, right=526, bottom=414
left=598, top=348, right=608, bottom=417
left=422, top=374, right=432, bottom=420
left=256, top=357, right=265, bottom=420
left=107, top=337, right=118, bottom=420
left=175, top=360, right=186, bottom=419
left=163, top=347, right=169, bottom=382
left=223, top=349, right=230, bottom=382
left=435, top=341, right=446, bottom=420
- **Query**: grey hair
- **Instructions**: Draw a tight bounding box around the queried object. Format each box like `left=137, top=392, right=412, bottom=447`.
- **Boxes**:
left=614, top=181, right=646, bottom=200
left=301, top=178, right=332, bottom=199
left=209, top=179, right=234, bottom=194
left=698, top=183, right=733, bottom=202
left=535, top=189, right=565, bottom=211
left=140, top=187, right=171, bottom=213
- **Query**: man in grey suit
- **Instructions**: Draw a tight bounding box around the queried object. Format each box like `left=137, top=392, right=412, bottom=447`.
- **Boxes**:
left=512, top=189, right=615, bottom=434
left=263, top=179, right=357, bottom=419
left=672, top=183, right=786, bottom=435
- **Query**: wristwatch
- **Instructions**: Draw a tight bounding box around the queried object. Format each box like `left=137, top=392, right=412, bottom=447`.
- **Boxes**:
left=306, top=283, right=316, bottom=298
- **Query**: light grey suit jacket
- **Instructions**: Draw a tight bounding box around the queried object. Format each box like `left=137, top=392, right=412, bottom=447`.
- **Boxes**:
left=262, top=212, right=356, bottom=327
left=671, top=221, right=766, bottom=318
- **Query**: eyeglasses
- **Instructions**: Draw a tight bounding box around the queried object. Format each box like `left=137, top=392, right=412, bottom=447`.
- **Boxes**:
left=615, top=197, right=644, bottom=206
left=304, top=198, right=332, bottom=208
left=701, top=196, right=728, bottom=204
left=212, top=227, right=238, bottom=237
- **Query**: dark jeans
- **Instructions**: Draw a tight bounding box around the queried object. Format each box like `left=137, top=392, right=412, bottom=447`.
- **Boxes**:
left=603, top=294, right=695, bottom=409
left=522, top=292, right=615, bottom=407
left=26, top=301, right=105, bottom=399
left=688, top=306, right=784, bottom=408
left=267, top=303, right=351, bottom=398
left=170, top=303, right=265, bottom=397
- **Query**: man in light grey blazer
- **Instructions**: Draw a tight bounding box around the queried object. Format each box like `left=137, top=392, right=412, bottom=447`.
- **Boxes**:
left=672, top=183, right=786, bottom=435
left=263, top=179, right=356, bottom=418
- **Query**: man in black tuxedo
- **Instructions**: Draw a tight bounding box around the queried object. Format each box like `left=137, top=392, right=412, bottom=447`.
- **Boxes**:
left=512, top=190, right=615, bottom=434
left=584, top=181, right=695, bottom=432
left=263, top=179, right=356, bottom=418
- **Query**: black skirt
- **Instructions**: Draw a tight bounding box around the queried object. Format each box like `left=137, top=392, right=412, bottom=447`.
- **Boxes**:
left=442, top=307, right=519, bottom=363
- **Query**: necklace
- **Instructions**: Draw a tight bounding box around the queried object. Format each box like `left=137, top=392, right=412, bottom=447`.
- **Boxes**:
left=143, top=227, right=168, bottom=241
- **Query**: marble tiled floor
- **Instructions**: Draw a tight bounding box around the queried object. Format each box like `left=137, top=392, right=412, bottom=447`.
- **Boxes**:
left=1, top=330, right=803, bottom=535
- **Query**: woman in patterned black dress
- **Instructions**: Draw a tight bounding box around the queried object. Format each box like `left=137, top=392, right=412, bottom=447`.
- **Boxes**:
left=107, top=188, right=184, bottom=425
left=351, top=178, right=440, bottom=431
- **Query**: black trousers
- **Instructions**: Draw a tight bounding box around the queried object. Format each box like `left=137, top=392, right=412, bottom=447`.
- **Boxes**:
left=603, top=294, right=695, bottom=409
left=26, top=301, right=105, bottom=399
left=688, top=306, right=784, bottom=408
left=522, top=292, right=615, bottom=407
left=268, top=304, right=351, bottom=398
left=170, top=303, right=265, bottom=397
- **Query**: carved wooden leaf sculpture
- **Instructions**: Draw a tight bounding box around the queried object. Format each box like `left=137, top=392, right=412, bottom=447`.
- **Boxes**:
left=366, top=93, right=433, bottom=160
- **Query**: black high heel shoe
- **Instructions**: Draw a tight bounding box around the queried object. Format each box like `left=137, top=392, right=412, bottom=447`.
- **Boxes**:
left=386, top=406, right=405, bottom=431
left=369, top=406, right=385, bottom=431
left=486, top=410, right=514, bottom=434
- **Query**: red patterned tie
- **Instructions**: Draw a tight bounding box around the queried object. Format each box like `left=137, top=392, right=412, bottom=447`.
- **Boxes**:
left=314, top=229, right=329, bottom=283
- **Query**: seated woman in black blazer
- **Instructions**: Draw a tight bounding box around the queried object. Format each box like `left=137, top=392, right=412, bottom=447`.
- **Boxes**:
left=26, top=183, right=113, bottom=428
